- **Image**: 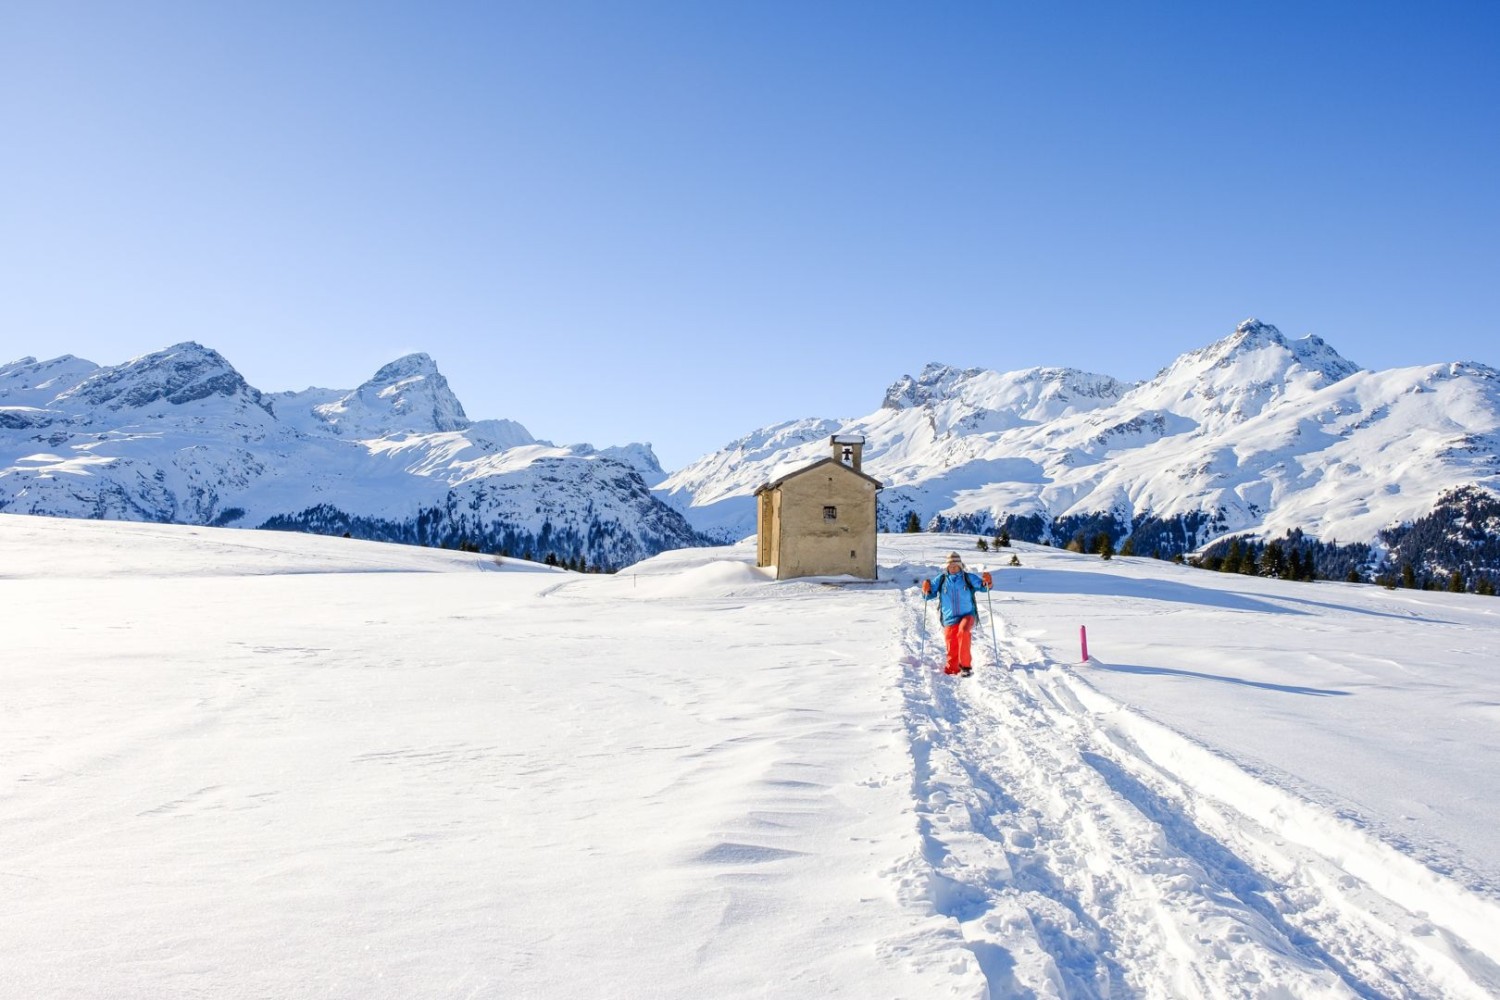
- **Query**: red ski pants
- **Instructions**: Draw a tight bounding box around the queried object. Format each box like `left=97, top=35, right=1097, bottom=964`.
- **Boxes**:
left=943, top=615, right=975, bottom=673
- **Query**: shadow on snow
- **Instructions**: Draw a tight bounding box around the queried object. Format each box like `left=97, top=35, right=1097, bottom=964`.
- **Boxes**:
left=1086, top=659, right=1352, bottom=697
left=1006, top=568, right=1466, bottom=626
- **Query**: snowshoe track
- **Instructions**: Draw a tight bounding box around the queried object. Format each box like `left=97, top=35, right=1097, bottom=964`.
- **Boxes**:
left=895, top=586, right=1500, bottom=999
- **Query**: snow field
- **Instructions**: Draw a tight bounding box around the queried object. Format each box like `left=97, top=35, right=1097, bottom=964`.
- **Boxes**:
left=980, top=541, right=1500, bottom=893
left=0, top=513, right=529, bottom=579
left=4, top=517, right=1500, bottom=998
left=884, top=533, right=1500, bottom=998
left=899, top=613, right=1353, bottom=997
left=0, top=517, right=958, bottom=998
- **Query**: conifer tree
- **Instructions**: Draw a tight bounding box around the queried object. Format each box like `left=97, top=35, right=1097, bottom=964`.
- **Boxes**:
left=1401, top=563, right=1417, bottom=589
left=1262, top=540, right=1286, bottom=578
left=904, top=511, right=922, bottom=533
left=1299, top=552, right=1318, bottom=581
left=976, top=538, right=989, bottom=552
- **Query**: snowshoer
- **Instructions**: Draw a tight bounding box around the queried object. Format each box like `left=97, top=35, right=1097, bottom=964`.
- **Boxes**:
left=921, top=552, right=992, bottom=677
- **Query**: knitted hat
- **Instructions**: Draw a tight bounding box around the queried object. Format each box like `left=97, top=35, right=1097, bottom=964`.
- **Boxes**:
left=945, top=552, right=963, bottom=564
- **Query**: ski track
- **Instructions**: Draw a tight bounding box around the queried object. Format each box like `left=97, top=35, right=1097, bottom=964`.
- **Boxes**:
left=892, top=584, right=1500, bottom=999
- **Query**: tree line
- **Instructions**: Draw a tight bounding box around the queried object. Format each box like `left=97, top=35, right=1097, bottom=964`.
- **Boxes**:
left=887, top=486, right=1500, bottom=596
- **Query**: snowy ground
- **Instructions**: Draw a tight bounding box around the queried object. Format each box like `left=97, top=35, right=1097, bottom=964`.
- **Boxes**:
left=2, top=515, right=1498, bottom=998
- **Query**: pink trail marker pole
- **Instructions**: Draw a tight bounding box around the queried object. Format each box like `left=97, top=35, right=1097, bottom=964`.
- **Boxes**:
left=1080, top=625, right=1090, bottom=663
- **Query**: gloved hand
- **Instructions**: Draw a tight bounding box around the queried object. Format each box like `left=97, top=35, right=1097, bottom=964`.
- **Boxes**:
left=921, top=579, right=932, bottom=595
left=981, top=572, right=992, bottom=588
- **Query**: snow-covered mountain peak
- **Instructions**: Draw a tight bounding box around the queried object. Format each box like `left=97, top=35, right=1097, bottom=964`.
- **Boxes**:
left=467, top=417, right=537, bottom=450
left=881, top=361, right=1128, bottom=421
left=878, top=362, right=1131, bottom=440
left=570, top=441, right=668, bottom=486
left=718, top=417, right=845, bottom=461
left=881, top=363, right=987, bottom=410
left=1453, top=360, right=1500, bottom=381
left=1288, top=332, right=1362, bottom=381
left=370, top=352, right=442, bottom=384
left=1186, top=319, right=1360, bottom=382
left=1233, top=316, right=1284, bottom=342
left=995, top=365, right=1135, bottom=412
left=312, top=353, right=469, bottom=437
left=1128, top=319, right=1363, bottom=425
left=1187, top=318, right=1292, bottom=372
left=54, top=342, right=269, bottom=414
left=0, top=353, right=102, bottom=407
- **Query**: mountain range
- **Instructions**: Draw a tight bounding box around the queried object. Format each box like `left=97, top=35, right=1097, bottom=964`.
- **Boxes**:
left=658, top=319, right=1500, bottom=585
left=0, top=343, right=694, bottom=570
left=4, top=319, right=1499, bottom=583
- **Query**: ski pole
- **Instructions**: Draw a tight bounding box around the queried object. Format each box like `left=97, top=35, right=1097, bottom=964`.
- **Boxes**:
left=985, top=582, right=1002, bottom=667
left=918, top=578, right=930, bottom=641
left=918, top=578, right=932, bottom=662
left=914, top=577, right=932, bottom=662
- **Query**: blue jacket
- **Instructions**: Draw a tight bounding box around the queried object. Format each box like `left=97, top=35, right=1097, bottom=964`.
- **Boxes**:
left=923, top=570, right=990, bottom=625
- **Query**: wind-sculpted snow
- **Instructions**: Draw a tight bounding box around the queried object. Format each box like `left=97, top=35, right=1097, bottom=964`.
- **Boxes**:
left=0, top=344, right=695, bottom=569
left=658, top=319, right=1500, bottom=578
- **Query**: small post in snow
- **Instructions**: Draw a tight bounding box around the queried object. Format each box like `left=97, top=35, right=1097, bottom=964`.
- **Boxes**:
left=1080, top=625, right=1090, bottom=663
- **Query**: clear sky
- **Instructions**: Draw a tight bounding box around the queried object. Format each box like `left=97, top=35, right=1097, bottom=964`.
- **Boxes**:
left=3, top=1, right=1497, bottom=469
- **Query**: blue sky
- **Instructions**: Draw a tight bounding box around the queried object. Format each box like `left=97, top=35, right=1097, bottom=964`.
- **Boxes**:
left=3, top=2, right=1496, bottom=468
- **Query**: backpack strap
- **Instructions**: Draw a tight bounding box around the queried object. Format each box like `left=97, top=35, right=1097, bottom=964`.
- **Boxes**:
left=936, top=572, right=977, bottom=600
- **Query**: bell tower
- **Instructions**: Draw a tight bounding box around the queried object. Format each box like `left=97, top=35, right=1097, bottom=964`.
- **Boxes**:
left=831, top=434, right=864, bottom=473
